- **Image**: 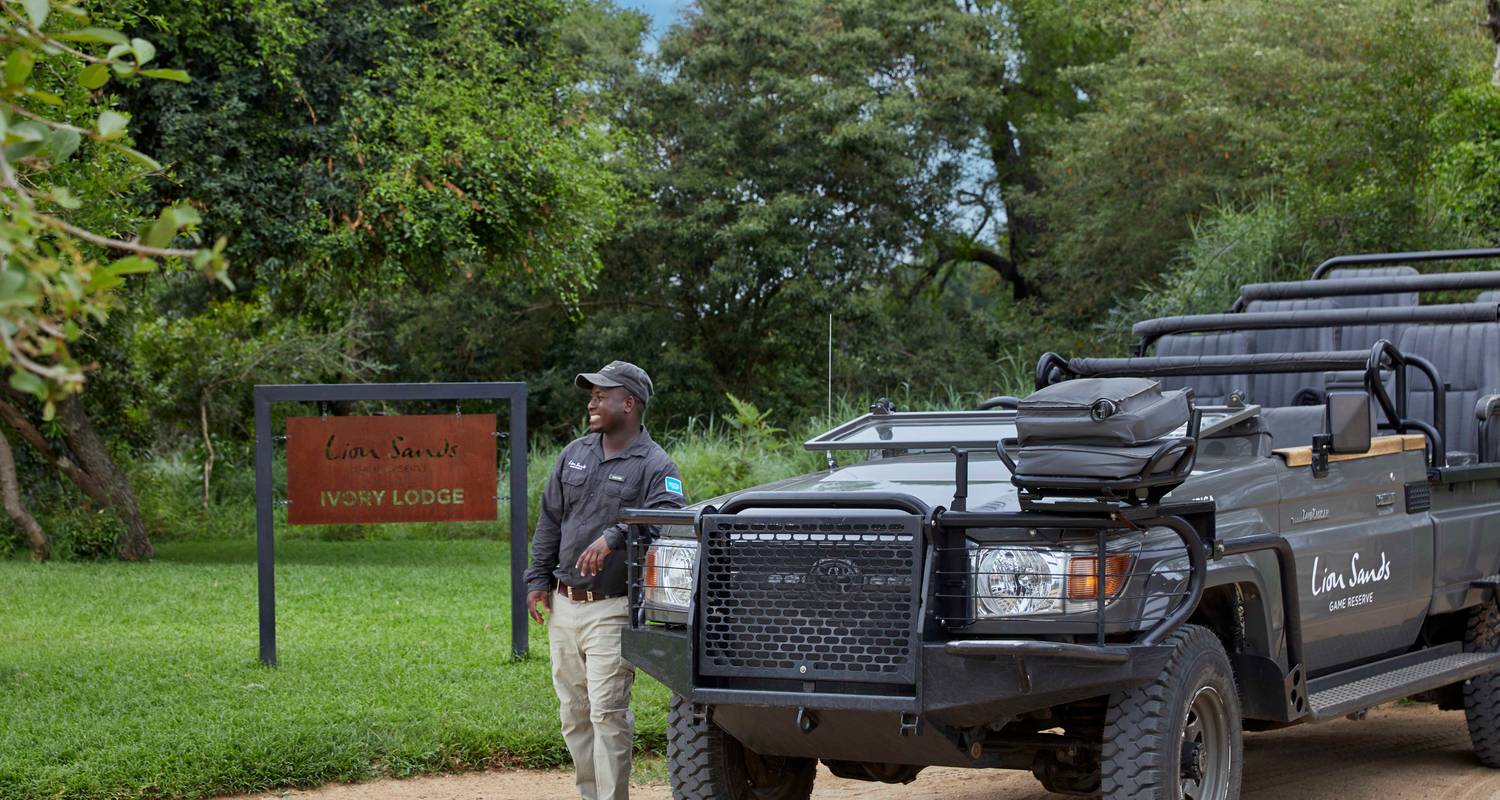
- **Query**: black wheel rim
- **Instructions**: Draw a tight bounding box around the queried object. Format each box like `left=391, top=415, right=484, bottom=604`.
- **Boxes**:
left=1180, top=684, right=1231, bottom=800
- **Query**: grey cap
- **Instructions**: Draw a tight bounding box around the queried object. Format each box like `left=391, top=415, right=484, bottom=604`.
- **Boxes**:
left=575, top=360, right=653, bottom=404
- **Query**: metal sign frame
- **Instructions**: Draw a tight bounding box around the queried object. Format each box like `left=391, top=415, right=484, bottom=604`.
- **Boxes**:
left=254, top=382, right=528, bottom=666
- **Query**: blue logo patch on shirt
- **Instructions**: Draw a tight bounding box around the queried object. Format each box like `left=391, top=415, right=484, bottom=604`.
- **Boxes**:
left=664, top=476, right=683, bottom=495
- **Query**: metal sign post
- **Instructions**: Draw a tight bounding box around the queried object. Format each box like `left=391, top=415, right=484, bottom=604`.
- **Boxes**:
left=253, top=382, right=528, bottom=666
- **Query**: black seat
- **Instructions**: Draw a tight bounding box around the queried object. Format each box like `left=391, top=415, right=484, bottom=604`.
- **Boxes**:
left=1326, top=266, right=1421, bottom=308
left=1397, top=323, right=1500, bottom=461
left=1154, top=332, right=1254, bottom=405
left=1325, top=267, right=1421, bottom=351
left=1244, top=299, right=1338, bottom=406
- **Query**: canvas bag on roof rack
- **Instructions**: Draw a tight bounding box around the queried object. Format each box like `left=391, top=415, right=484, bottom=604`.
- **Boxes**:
left=1017, top=378, right=1191, bottom=447
left=1007, top=377, right=1196, bottom=486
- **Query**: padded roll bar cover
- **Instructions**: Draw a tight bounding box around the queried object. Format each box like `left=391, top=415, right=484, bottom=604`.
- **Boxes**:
left=1239, top=272, right=1500, bottom=306
left=1132, top=303, right=1500, bottom=346
left=1476, top=394, right=1500, bottom=421
left=1309, top=247, right=1500, bottom=280
left=1325, top=266, right=1420, bottom=308
left=1068, top=351, right=1378, bottom=379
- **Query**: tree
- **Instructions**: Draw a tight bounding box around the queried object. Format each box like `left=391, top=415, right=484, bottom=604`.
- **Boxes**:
left=595, top=0, right=1010, bottom=408
left=1023, top=0, right=1485, bottom=316
left=133, top=0, right=626, bottom=315
left=0, top=0, right=222, bottom=560
left=128, top=297, right=376, bottom=509
left=99, top=0, right=637, bottom=444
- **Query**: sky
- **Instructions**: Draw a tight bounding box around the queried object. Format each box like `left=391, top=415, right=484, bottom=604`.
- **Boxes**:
left=613, top=0, right=690, bottom=38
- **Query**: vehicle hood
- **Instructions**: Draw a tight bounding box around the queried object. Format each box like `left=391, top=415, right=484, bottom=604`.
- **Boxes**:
left=687, top=447, right=1274, bottom=516
left=693, top=451, right=1020, bottom=514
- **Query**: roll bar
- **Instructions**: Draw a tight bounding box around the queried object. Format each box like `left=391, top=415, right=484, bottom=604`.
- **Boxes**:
left=1309, top=246, right=1500, bottom=280
left=1036, top=341, right=1448, bottom=467
left=1132, top=302, right=1500, bottom=354
left=1039, top=350, right=1376, bottom=386
left=1231, top=271, right=1500, bottom=311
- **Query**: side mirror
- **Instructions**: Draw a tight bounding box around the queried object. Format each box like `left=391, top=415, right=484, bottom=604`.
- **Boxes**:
left=1311, top=391, right=1372, bottom=477
left=1327, top=391, right=1372, bottom=454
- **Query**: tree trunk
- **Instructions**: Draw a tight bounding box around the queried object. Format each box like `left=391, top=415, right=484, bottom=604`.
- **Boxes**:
left=200, top=399, right=214, bottom=510
left=0, top=397, right=107, bottom=504
left=0, top=428, right=47, bottom=560
left=1490, top=0, right=1500, bottom=87
left=987, top=105, right=1047, bottom=299
left=56, top=397, right=153, bottom=561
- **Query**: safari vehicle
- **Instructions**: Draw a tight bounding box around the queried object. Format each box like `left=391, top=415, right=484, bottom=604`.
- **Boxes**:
left=619, top=247, right=1500, bottom=800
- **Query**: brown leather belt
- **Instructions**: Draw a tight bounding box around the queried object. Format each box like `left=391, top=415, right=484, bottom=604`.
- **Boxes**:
left=557, top=582, right=626, bottom=602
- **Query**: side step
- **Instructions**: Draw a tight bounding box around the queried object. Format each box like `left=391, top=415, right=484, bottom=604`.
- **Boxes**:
left=1307, top=644, right=1500, bottom=721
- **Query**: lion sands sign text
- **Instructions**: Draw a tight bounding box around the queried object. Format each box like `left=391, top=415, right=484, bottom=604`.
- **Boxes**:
left=285, top=414, right=498, bottom=525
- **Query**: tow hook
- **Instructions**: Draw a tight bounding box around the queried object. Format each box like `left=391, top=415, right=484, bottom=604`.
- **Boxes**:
left=1181, top=740, right=1205, bottom=783
left=795, top=707, right=818, bottom=734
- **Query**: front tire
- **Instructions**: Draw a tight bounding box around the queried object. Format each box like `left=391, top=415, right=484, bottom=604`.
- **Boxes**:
left=1100, top=625, right=1243, bottom=800
left=667, top=694, right=816, bottom=800
left=1463, top=598, right=1500, bottom=767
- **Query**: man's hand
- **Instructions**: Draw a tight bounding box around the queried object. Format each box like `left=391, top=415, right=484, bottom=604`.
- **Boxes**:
left=575, top=535, right=613, bottom=577
left=527, top=589, right=553, bottom=624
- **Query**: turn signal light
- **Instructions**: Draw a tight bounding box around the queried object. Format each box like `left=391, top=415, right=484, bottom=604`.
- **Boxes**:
left=1066, top=554, right=1134, bottom=600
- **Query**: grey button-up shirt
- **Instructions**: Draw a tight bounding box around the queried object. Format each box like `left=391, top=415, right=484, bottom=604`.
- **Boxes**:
left=524, top=427, right=684, bottom=595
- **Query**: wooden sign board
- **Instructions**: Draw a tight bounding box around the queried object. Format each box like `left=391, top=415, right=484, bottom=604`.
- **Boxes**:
left=285, top=414, right=498, bottom=525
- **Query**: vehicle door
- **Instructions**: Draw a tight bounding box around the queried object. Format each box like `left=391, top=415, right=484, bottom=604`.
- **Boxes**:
left=1274, top=435, right=1433, bottom=675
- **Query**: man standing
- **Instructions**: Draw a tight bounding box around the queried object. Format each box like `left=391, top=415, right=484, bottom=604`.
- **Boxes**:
left=525, top=360, right=684, bottom=800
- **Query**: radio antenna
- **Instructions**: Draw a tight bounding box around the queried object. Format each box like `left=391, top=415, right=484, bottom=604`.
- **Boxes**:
left=826, top=312, right=835, bottom=471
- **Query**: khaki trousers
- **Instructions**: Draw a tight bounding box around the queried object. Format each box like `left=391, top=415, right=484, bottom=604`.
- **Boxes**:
left=549, top=592, right=635, bottom=800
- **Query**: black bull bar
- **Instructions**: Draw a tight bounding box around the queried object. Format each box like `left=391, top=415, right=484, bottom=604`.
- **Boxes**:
left=614, top=494, right=1303, bottom=724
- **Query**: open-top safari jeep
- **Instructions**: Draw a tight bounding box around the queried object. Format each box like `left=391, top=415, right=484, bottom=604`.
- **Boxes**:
left=621, top=247, right=1500, bottom=800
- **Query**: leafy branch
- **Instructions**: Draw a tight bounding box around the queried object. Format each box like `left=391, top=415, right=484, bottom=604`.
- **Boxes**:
left=0, top=0, right=223, bottom=418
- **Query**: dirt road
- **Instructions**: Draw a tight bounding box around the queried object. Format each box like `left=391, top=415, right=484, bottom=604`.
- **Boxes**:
left=231, top=704, right=1500, bottom=800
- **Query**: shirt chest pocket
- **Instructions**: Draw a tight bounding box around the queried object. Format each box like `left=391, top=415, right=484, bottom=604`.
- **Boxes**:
left=602, top=472, right=637, bottom=501
left=560, top=468, right=590, bottom=503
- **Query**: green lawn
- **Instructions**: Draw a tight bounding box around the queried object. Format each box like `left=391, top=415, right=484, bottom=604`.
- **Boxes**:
left=0, top=539, right=670, bottom=799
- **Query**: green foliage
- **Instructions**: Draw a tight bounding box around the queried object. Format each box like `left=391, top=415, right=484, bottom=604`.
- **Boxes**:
left=0, top=0, right=222, bottom=407
left=1430, top=84, right=1500, bottom=244
left=662, top=401, right=830, bottom=502
left=36, top=505, right=121, bottom=560
left=1026, top=0, right=1485, bottom=315
left=723, top=392, right=781, bottom=449
left=135, top=0, right=625, bottom=311
left=591, top=0, right=1010, bottom=419
left=127, top=294, right=374, bottom=439
left=1104, top=199, right=1312, bottom=341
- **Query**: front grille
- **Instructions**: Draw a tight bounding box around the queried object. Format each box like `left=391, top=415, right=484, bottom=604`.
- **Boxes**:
left=698, top=514, right=922, bottom=683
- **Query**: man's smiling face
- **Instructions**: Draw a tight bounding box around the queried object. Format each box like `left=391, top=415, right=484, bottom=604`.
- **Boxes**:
left=587, top=385, right=633, bottom=433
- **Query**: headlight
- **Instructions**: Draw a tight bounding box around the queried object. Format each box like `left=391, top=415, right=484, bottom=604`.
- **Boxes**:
left=970, top=544, right=1136, bottom=618
left=644, top=539, right=697, bottom=610
left=971, top=547, right=1067, bottom=616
